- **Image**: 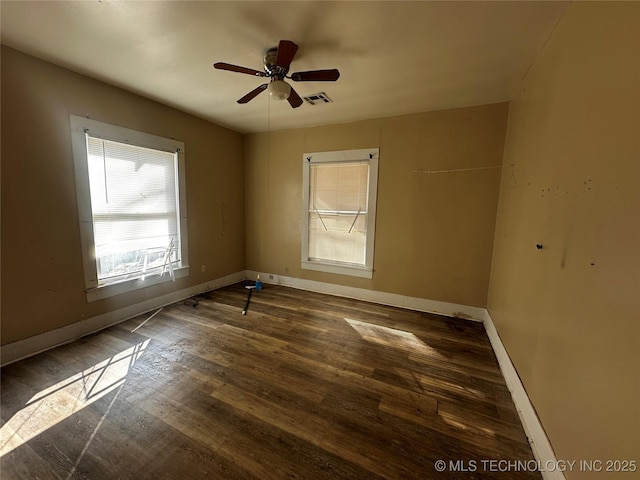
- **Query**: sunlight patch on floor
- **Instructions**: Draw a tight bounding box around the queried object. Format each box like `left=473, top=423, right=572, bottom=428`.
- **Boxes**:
left=0, top=340, right=149, bottom=457
left=345, top=318, right=444, bottom=359
left=439, top=411, right=497, bottom=438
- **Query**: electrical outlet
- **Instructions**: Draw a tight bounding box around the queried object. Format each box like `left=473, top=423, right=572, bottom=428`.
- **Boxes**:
left=201, top=265, right=206, bottom=272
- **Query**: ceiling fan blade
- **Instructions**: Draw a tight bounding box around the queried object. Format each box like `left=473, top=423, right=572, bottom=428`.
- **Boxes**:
left=237, top=84, right=268, bottom=104
left=214, top=62, right=266, bottom=77
left=291, top=69, right=340, bottom=82
left=287, top=87, right=303, bottom=108
left=275, top=40, right=298, bottom=70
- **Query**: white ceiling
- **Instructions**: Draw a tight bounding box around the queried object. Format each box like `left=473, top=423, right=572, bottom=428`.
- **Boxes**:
left=1, top=1, right=568, bottom=134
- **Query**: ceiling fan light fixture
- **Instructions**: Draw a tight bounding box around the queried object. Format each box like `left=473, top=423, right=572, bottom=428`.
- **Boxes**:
left=215, top=40, right=339, bottom=108
left=268, top=79, right=291, bottom=100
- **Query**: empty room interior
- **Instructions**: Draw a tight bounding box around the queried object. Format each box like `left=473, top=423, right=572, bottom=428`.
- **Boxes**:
left=1, top=1, right=638, bottom=479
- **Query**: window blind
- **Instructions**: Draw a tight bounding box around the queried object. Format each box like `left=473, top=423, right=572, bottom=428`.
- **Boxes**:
left=86, top=136, right=180, bottom=283
left=308, top=162, right=370, bottom=266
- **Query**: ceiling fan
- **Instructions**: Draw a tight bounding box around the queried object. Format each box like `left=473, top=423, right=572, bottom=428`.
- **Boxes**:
left=214, top=40, right=340, bottom=108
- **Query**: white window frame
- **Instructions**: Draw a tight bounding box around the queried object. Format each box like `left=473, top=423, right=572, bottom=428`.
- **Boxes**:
left=301, top=148, right=379, bottom=278
left=70, top=115, right=189, bottom=302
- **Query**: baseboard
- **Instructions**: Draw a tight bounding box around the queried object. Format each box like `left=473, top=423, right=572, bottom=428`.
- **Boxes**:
left=248, top=270, right=560, bottom=478
left=2, top=269, right=559, bottom=480
left=482, top=310, right=564, bottom=480
left=0, top=271, right=245, bottom=367
left=245, top=270, right=486, bottom=321
left=0, top=270, right=486, bottom=366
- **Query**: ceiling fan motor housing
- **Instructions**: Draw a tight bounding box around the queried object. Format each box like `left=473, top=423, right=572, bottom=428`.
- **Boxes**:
left=264, top=47, right=286, bottom=77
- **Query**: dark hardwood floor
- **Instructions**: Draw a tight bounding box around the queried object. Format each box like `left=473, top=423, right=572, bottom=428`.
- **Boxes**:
left=1, top=284, right=540, bottom=479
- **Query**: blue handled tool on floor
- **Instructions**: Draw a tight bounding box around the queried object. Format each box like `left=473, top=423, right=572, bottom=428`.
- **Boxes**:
left=242, top=286, right=254, bottom=315
left=242, top=275, right=262, bottom=315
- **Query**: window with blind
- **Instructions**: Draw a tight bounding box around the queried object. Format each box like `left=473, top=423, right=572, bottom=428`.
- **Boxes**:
left=70, top=116, right=189, bottom=301
left=86, top=136, right=180, bottom=283
left=301, top=149, right=379, bottom=278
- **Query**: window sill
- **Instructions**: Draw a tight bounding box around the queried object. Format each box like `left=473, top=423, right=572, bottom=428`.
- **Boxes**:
left=86, top=266, right=189, bottom=302
left=301, top=260, right=373, bottom=279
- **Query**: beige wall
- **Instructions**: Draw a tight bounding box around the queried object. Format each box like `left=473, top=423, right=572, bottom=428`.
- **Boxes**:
left=488, top=2, right=639, bottom=473
left=1, top=46, right=245, bottom=345
left=245, top=103, right=508, bottom=307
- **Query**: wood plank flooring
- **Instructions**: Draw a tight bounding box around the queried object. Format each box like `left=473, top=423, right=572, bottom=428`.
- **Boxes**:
left=1, top=284, right=541, bottom=479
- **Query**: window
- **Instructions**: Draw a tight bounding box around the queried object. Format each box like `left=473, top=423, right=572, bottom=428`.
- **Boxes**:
left=70, top=116, right=189, bottom=301
left=301, top=148, right=379, bottom=278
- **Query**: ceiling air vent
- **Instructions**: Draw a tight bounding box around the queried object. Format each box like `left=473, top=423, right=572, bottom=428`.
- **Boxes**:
left=303, top=92, right=333, bottom=105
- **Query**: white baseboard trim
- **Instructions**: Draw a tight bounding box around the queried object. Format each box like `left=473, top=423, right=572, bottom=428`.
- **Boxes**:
left=245, top=270, right=486, bottom=321
left=0, top=271, right=245, bottom=367
left=2, top=269, right=559, bottom=480
left=252, top=271, right=561, bottom=478
left=482, top=310, right=564, bottom=480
